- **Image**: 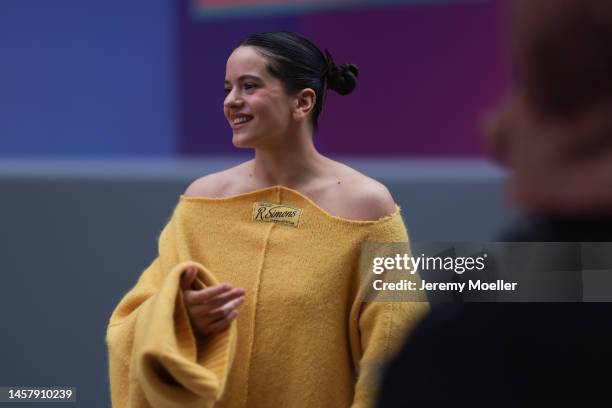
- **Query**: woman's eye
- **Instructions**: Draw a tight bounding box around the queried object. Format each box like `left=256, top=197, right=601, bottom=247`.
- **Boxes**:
left=224, top=88, right=231, bottom=95
left=244, top=83, right=257, bottom=90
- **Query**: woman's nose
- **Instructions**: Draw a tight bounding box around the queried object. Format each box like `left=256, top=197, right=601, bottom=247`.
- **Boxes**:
left=224, top=90, right=243, bottom=109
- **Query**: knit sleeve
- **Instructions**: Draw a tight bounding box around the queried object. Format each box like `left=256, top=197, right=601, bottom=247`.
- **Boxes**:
left=105, top=215, right=236, bottom=408
left=348, top=213, right=429, bottom=408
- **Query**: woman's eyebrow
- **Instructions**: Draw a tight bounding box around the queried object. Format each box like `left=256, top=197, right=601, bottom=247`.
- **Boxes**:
left=224, top=74, right=263, bottom=84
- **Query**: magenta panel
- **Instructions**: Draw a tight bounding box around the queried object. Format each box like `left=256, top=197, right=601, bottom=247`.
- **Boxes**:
left=179, top=0, right=512, bottom=156
left=299, top=1, right=511, bottom=155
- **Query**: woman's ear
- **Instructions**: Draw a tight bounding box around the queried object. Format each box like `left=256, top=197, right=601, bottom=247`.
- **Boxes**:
left=292, top=88, right=316, bottom=121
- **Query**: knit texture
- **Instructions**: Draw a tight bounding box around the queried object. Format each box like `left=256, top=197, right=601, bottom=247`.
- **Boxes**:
left=106, top=185, right=428, bottom=407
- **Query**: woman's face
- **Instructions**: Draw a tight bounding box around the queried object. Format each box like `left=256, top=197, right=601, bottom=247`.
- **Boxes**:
left=224, top=46, right=294, bottom=149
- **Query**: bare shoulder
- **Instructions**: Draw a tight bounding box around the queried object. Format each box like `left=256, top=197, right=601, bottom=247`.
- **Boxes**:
left=320, top=162, right=397, bottom=221
left=341, top=174, right=397, bottom=220
left=183, top=161, right=252, bottom=198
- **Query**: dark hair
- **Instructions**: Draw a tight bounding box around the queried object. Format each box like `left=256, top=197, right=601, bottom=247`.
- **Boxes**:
left=513, top=0, right=612, bottom=116
left=236, top=31, right=359, bottom=130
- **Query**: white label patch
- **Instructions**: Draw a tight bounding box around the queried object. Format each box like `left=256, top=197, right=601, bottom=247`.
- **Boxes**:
left=252, top=202, right=302, bottom=228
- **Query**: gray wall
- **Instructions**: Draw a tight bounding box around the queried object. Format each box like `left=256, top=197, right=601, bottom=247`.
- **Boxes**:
left=0, top=158, right=513, bottom=407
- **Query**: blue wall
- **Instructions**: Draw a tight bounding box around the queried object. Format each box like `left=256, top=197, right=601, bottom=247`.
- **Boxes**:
left=0, top=0, right=177, bottom=155
left=0, top=1, right=507, bottom=157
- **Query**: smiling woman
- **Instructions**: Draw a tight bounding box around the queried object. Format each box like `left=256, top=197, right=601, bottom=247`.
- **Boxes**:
left=223, top=46, right=297, bottom=149
left=106, top=31, right=428, bottom=408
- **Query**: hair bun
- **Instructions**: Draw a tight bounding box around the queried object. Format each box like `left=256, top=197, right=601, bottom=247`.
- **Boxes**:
left=328, top=63, right=359, bottom=95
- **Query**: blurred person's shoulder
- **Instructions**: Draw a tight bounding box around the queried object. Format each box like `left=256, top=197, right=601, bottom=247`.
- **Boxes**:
left=183, top=160, right=254, bottom=198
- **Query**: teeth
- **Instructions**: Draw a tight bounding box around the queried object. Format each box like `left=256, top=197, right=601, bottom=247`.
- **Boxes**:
left=233, top=116, right=251, bottom=125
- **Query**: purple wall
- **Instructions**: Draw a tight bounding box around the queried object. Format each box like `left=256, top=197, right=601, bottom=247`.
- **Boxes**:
left=178, top=0, right=511, bottom=156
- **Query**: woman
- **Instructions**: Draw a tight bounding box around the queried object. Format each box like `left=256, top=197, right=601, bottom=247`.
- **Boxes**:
left=106, top=31, right=427, bottom=408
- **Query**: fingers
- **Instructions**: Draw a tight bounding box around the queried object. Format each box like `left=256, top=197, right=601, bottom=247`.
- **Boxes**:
left=190, top=299, right=242, bottom=335
left=204, top=310, right=238, bottom=334
left=184, top=283, right=237, bottom=305
left=192, top=295, right=245, bottom=324
left=199, top=287, right=245, bottom=309
left=179, top=270, right=245, bottom=335
left=180, top=265, right=197, bottom=291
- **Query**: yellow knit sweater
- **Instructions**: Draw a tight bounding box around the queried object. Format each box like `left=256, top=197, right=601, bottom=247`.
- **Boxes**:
left=106, top=185, right=428, bottom=408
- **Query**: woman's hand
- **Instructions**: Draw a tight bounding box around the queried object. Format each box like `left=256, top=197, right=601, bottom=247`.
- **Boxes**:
left=180, top=265, right=245, bottom=337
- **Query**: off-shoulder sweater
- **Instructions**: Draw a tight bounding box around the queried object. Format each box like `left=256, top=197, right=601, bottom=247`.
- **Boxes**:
left=106, top=185, right=428, bottom=408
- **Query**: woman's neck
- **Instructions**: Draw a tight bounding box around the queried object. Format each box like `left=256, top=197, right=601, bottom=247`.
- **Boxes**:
left=251, top=135, right=330, bottom=189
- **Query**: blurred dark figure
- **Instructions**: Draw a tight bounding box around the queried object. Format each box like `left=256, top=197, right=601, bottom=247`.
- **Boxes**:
left=487, top=0, right=612, bottom=238
left=377, top=1, right=612, bottom=406
left=378, top=303, right=609, bottom=407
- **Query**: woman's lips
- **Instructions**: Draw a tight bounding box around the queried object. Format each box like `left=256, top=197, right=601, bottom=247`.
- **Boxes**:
left=230, top=115, right=253, bottom=129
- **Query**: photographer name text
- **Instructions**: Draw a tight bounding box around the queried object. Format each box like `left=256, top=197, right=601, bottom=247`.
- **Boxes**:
left=372, top=279, right=518, bottom=292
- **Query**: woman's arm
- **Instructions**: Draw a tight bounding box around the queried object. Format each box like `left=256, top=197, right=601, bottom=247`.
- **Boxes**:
left=347, top=190, right=430, bottom=407
left=106, top=216, right=237, bottom=408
